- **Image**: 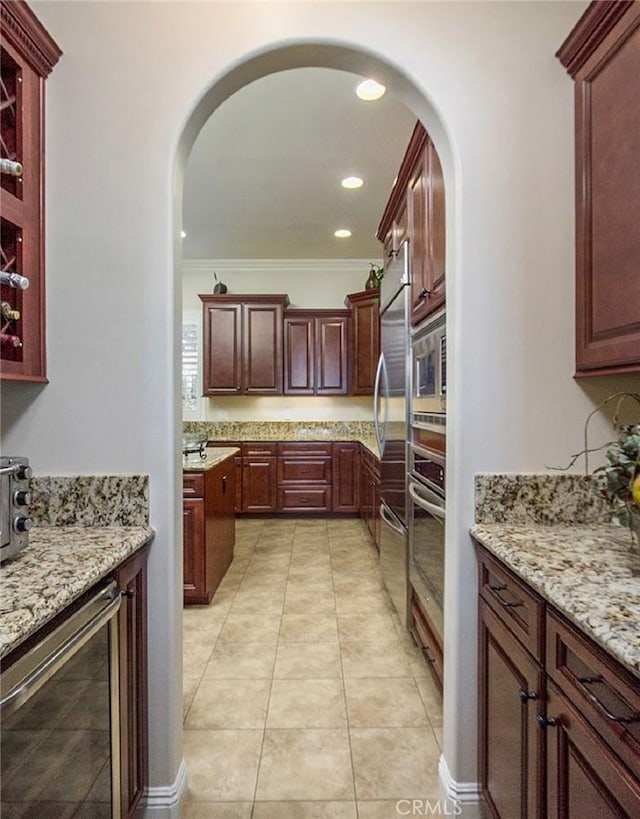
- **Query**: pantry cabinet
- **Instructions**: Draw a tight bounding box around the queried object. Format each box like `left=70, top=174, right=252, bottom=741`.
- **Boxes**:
left=476, top=542, right=640, bottom=819
left=0, top=1, right=61, bottom=381
left=283, top=310, right=349, bottom=396
left=200, top=295, right=289, bottom=395
left=344, top=290, right=380, bottom=396
left=557, top=1, right=640, bottom=375
left=377, top=121, right=445, bottom=326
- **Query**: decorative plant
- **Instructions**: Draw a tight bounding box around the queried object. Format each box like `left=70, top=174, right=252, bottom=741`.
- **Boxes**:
left=365, top=263, right=384, bottom=290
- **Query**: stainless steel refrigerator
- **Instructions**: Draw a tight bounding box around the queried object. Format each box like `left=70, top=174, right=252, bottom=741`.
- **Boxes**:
left=374, top=240, right=410, bottom=626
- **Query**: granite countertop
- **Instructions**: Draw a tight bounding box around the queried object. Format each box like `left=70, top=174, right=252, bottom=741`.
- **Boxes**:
left=0, top=525, right=154, bottom=659
left=183, top=446, right=239, bottom=472
left=471, top=522, right=640, bottom=679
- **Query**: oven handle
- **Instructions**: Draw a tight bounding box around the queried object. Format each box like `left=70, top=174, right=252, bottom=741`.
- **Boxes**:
left=379, top=502, right=405, bottom=536
left=0, top=581, right=122, bottom=716
left=409, top=481, right=446, bottom=521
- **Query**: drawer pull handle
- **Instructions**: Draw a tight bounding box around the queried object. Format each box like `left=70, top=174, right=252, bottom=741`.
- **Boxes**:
left=537, top=716, right=557, bottom=729
left=489, top=584, right=524, bottom=609
left=222, top=475, right=227, bottom=493
left=519, top=689, right=538, bottom=704
left=577, top=677, right=640, bottom=724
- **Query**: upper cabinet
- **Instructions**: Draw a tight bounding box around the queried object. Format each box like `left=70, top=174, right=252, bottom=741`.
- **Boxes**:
left=283, top=309, right=349, bottom=395
left=377, top=122, right=446, bottom=326
left=1, top=1, right=61, bottom=382
left=200, top=294, right=289, bottom=395
left=345, top=289, right=380, bottom=395
left=558, top=1, right=640, bottom=375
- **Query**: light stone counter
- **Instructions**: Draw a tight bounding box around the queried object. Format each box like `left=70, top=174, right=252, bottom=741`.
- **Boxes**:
left=182, top=446, right=239, bottom=472
left=0, top=525, right=154, bottom=659
left=471, top=522, right=640, bottom=679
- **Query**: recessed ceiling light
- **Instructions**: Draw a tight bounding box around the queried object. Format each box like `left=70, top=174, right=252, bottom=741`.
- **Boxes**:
left=341, top=176, right=364, bottom=189
left=355, top=79, right=386, bottom=101
left=181, top=230, right=187, bottom=238
left=334, top=229, right=352, bottom=238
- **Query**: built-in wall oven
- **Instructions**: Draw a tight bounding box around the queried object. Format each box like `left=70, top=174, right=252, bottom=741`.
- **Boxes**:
left=1, top=581, right=122, bottom=818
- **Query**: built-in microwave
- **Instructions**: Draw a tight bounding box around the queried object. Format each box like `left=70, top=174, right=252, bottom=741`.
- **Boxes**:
left=412, top=310, right=446, bottom=414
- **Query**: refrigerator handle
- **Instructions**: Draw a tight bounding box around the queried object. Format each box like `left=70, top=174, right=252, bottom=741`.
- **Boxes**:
left=379, top=503, right=405, bottom=536
left=373, top=353, right=384, bottom=455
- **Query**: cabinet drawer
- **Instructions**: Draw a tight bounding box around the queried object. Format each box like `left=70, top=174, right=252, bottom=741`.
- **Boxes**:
left=278, top=457, right=332, bottom=484
left=183, top=474, right=204, bottom=498
left=410, top=593, right=443, bottom=691
left=277, top=441, right=333, bottom=457
left=243, top=442, right=277, bottom=457
left=546, top=609, right=640, bottom=778
left=278, top=487, right=332, bottom=511
left=478, top=546, right=544, bottom=661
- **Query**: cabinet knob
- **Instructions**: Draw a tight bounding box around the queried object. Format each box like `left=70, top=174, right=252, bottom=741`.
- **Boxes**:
left=519, top=689, right=538, bottom=704
left=419, top=288, right=431, bottom=299
left=537, top=715, right=557, bottom=729
left=222, top=475, right=227, bottom=493
left=121, top=588, right=135, bottom=599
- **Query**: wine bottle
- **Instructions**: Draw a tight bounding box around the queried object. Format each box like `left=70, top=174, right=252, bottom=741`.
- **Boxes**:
left=1, top=301, right=20, bottom=321
left=0, top=271, right=29, bottom=290
left=0, top=159, right=23, bottom=176
left=1, top=333, right=22, bottom=348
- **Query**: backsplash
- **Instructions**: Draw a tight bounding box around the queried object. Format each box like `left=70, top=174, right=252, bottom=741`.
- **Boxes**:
left=31, top=475, right=149, bottom=527
left=475, top=473, right=612, bottom=525
left=183, top=420, right=375, bottom=441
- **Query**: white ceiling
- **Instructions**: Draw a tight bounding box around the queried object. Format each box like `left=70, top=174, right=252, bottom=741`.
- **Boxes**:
left=182, top=67, right=417, bottom=260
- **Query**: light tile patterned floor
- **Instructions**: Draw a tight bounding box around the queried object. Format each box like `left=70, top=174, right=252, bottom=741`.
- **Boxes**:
left=182, top=517, right=443, bottom=819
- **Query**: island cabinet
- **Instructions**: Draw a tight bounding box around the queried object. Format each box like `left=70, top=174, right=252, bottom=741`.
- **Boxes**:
left=183, top=455, right=235, bottom=604
left=476, top=543, right=640, bottom=819
left=377, top=121, right=446, bottom=327
left=0, top=1, right=61, bottom=382
left=112, top=545, right=150, bottom=818
left=557, top=1, right=640, bottom=375
left=344, top=290, right=380, bottom=396
left=200, top=294, right=289, bottom=395
left=283, top=309, right=350, bottom=395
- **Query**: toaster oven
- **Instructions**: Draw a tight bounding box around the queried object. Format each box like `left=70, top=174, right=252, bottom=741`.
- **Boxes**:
left=1, top=456, right=33, bottom=562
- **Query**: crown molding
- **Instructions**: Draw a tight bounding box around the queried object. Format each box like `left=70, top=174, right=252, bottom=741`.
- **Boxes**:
left=556, top=0, right=634, bottom=77
left=1, top=0, right=62, bottom=77
left=182, top=258, right=380, bottom=274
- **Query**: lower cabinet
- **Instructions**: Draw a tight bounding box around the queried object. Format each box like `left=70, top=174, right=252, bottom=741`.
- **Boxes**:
left=183, top=456, right=236, bottom=604
left=410, top=590, right=444, bottom=692
left=332, top=442, right=360, bottom=513
left=242, top=443, right=278, bottom=513
left=112, top=544, right=150, bottom=819
left=476, top=543, right=640, bottom=819
left=359, top=447, right=380, bottom=547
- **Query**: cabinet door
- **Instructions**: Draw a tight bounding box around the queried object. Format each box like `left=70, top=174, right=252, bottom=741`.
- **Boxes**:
left=183, top=497, right=205, bottom=602
left=242, top=457, right=277, bottom=512
left=426, top=139, right=446, bottom=314
left=243, top=303, right=284, bottom=394
left=316, top=315, right=349, bottom=395
left=479, top=599, right=543, bottom=819
left=113, top=546, right=150, bottom=819
left=546, top=681, right=640, bottom=818
left=202, top=303, right=242, bottom=395
left=284, top=315, right=315, bottom=394
left=346, top=292, right=380, bottom=396
left=571, top=6, right=640, bottom=374
left=206, top=462, right=235, bottom=596
left=332, top=442, right=360, bottom=512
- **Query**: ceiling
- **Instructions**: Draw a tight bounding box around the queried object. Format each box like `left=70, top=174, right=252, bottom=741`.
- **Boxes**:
left=182, top=67, right=417, bottom=260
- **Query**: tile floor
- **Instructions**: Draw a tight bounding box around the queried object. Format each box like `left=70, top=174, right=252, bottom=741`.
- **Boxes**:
left=182, top=517, right=443, bottom=819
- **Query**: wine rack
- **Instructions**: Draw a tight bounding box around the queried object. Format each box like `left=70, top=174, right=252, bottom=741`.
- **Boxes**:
left=0, top=0, right=61, bottom=381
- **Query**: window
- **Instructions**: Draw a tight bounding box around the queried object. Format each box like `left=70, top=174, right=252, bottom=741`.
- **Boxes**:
left=182, top=322, right=199, bottom=411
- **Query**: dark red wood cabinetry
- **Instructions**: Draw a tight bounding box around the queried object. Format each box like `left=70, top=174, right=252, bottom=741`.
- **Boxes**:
left=242, top=442, right=278, bottom=513
left=200, top=295, right=289, bottom=395
left=0, top=1, right=61, bottom=381
left=332, top=442, right=360, bottom=513
left=344, top=290, right=380, bottom=396
left=476, top=542, right=640, bottom=819
left=377, top=122, right=446, bottom=326
left=557, top=1, right=640, bottom=375
left=359, top=446, right=380, bottom=548
left=283, top=310, right=349, bottom=395
left=277, top=441, right=333, bottom=512
left=183, top=455, right=236, bottom=604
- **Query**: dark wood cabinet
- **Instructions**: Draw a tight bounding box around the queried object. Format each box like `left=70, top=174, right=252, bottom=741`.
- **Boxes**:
left=557, top=1, right=640, bottom=375
left=359, top=446, right=380, bottom=548
left=200, top=295, right=289, bottom=395
left=183, top=455, right=236, bottom=604
left=476, top=542, right=640, bottom=819
left=332, top=442, right=360, bottom=513
left=283, top=310, right=349, bottom=395
left=378, top=121, right=445, bottom=327
left=112, top=544, right=150, bottom=819
left=0, top=1, right=61, bottom=382
left=242, top=442, right=278, bottom=513
left=344, top=290, right=380, bottom=396
left=277, top=441, right=332, bottom=512
left=410, top=591, right=444, bottom=692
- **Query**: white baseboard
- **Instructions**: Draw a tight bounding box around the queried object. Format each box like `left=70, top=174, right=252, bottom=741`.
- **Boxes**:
left=141, top=758, right=188, bottom=818
left=439, top=755, right=483, bottom=819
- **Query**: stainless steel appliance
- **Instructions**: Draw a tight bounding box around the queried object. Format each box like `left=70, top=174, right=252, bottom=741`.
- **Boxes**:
left=1, top=456, right=33, bottom=562
left=1, top=581, right=122, bottom=817
left=374, top=240, right=410, bottom=626
left=412, top=308, right=446, bottom=415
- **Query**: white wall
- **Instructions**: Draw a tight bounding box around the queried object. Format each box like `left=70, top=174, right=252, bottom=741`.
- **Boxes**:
left=5, top=0, right=630, bottom=807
